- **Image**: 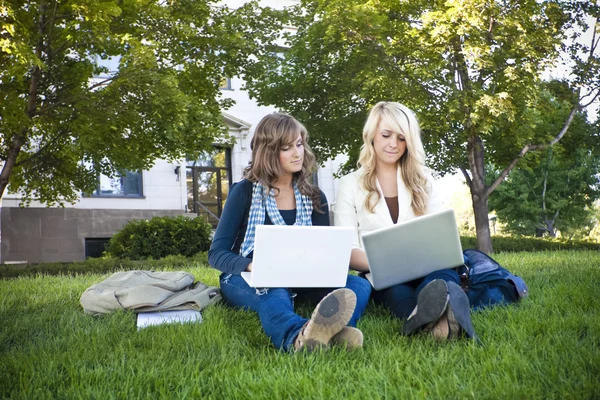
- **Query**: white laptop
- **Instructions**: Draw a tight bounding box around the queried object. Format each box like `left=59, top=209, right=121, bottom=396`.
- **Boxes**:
left=241, top=225, right=354, bottom=288
left=361, top=208, right=464, bottom=290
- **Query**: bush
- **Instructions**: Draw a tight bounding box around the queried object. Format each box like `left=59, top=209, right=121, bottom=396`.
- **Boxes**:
left=106, top=215, right=212, bottom=260
left=460, top=236, right=600, bottom=252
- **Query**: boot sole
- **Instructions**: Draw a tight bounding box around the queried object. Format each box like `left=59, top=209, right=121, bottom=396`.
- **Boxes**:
left=299, top=289, right=357, bottom=351
left=447, top=281, right=480, bottom=343
left=402, top=280, right=449, bottom=336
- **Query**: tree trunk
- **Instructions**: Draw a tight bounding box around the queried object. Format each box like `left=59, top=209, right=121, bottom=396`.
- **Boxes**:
left=0, top=133, right=25, bottom=199
left=471, top=188, right=493, bottom=253
left=546, top=220, right=557, bottom=237
left=0, top=2, right=45, bottom=200
left=466, top=134, right=494, bottom=253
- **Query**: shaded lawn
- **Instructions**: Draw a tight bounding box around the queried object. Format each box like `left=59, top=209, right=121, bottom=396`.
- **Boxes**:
left=0, top=251, right=599, bottom=399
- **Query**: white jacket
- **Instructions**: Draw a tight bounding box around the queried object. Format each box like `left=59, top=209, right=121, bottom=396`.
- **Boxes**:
left=333, top=167, right=444, bottom=249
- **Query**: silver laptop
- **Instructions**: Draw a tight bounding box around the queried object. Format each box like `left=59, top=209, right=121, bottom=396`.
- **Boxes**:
left=361, top=208, right=464, bottom=290
left=241, top=225, right=354, bottom=288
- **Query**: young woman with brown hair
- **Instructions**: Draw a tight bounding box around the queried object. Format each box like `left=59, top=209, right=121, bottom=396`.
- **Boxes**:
left=209, top=112, right=372, bottom=352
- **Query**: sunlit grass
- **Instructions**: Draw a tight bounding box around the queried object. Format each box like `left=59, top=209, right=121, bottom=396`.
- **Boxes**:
left=1, top=251, right=599, bottom=399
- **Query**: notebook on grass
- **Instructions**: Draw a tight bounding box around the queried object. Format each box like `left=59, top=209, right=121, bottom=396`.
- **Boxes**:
left=136, top=310, right=202, bottom=330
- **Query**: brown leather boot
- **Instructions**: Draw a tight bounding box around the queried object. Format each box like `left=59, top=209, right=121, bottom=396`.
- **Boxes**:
left=427, top=282, right=477, bottom=342
left=294, top=288, right=357, bottom=352
left=330, top=326, right=364, bottom=350
left=430, top=312, right=450, bottom=341
left=428, top=307, right=461, bottom=341
left=402, top=280, right=449, bottom=336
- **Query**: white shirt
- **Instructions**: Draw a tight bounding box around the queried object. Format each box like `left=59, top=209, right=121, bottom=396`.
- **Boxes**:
left=333, top=166, right=444, bottom=249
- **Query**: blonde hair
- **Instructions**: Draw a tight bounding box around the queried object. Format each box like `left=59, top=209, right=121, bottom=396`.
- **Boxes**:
left=357, top=101, right=429, bottom=215
left=244, top=113, right=322, bottom=210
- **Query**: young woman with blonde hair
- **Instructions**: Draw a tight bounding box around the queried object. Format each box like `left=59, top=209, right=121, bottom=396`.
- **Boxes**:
left=209, top=112, right=372, bottom=352
left=334, top=101, right=476, bottom=341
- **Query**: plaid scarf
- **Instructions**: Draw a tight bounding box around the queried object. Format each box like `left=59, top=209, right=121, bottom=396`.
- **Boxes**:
left=240, top=181, right=313, bottom=257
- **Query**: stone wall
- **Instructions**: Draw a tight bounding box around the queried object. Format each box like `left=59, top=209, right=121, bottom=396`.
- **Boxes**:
left=1, top=207, right=184, bottom=263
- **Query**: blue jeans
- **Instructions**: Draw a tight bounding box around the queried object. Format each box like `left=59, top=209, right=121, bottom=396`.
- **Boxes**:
left=372, top=268, right=461, bottom=320
left=219, top=273, right=372, bottom=351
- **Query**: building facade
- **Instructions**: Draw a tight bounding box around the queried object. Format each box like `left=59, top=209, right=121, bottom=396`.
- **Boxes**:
left=0, top=13, right=346, bottom=263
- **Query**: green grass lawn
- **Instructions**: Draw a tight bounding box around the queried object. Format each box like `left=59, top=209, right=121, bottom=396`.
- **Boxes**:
left=1, top=251, right=599, bottom=399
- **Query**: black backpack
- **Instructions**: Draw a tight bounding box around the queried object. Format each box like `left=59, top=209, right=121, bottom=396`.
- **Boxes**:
left=458, top=249, right=529, bottom=311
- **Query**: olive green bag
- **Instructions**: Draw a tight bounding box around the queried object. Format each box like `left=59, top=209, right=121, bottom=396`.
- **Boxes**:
left=80, top=270, right=221, bottom=315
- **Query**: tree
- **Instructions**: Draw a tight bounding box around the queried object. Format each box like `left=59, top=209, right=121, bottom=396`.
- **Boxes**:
left=489, top=148, right=600, bottom=237
left=0, top=0, right=279, bottom=205
left=586, top=202, right=600, bottom=241
left=488, top=85, right=600, bottom=238
left=245, top=0, right=600, bottom=252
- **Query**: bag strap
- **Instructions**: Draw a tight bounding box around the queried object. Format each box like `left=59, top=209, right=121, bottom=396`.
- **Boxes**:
left=134, top=282, right=222, bottom=313
left=507, top=276, right=529, bottom=299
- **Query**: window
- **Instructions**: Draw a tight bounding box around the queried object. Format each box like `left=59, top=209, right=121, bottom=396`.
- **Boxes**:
left=219, top=77, right=232, bottom=90
left=85, top=238, right=111, bottom=258
left=186, top=147, right=232, bottom=222
left=92, top=170, right=143, bottom=197
left=186, top=148, right=231, bottom=169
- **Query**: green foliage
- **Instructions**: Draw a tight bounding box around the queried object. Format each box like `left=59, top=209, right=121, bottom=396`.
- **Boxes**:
left=489, top=148, right=600, bottom=237
left=488, top=84, right=600, bottom=237
left=246, top=1, right=596, bottom=166
left=460, top=235, right=600, bottom=252
left=0, top=0, right=281, bottom=205
left=106, top=216, right=212, bottom=260
left=1, top=252, right=600, bottom=398
left=586, top=202, right=600, bottom=241
left=0, top=252, right=209, bottom=279
left=245, top=0, right=600, bottom=252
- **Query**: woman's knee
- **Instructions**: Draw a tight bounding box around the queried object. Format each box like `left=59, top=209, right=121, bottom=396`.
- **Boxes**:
left=346, top=275, right=373, bottom=299
left=377, top=283, right=417, bottom=320
left=219, top=274, right=261, bottom=310
left=423, top=269, right=461, bottom=286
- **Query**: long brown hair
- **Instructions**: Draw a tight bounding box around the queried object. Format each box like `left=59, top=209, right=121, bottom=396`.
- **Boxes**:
left=358, top=102, right=429, bottom=216
left=244, top=113, right=323, bottom=211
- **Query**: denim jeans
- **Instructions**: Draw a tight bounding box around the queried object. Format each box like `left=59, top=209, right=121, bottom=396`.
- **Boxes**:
left=219, top=273, right=372, bottom=351
left=372, top=268, right=461, bottom=320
